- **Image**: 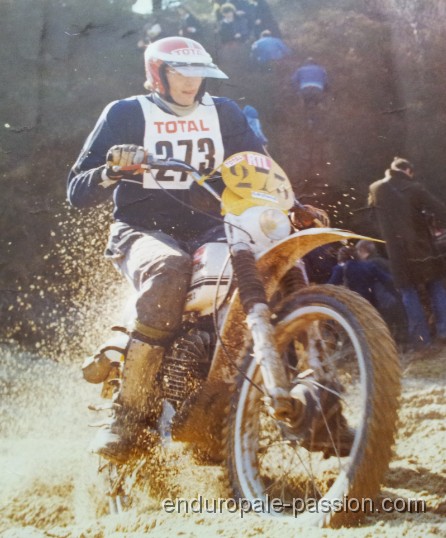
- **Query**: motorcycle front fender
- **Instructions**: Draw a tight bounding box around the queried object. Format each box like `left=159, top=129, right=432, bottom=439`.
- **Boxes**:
left=207, top=228, right=382, bottom=383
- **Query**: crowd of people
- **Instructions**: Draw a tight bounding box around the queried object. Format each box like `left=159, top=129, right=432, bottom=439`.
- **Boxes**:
left=316, top=156, right=446, bottom=355
left=136, top=1, right=279, bottom=47
left=368, top=157, right=446, bottom=353
left=136, top=2, right=323, bottom=83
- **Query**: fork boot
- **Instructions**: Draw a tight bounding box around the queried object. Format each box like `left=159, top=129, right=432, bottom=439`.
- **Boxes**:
left=89, top=336, right=164, bottom=463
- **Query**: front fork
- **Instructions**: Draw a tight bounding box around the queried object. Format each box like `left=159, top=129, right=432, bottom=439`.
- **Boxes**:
left=230, top=243, right=296, bottom=421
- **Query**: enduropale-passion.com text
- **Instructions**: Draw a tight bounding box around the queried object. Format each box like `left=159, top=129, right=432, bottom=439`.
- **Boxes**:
left=162, top=495, right=426, bottom=518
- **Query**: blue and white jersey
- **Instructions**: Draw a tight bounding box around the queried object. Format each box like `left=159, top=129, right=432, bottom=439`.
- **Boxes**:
left=67, top=93, right=264, bottom=240
left=136, top=93, right=224, bottom=190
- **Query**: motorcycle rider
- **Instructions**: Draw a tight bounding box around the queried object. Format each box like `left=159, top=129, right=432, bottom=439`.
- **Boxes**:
left=68, top=36, right=324, bottom=463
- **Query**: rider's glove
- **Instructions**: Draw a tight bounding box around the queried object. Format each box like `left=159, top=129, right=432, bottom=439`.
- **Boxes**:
left=290, top=204, right=330, bottom=229
left=104, top=144, right=148, bottom=180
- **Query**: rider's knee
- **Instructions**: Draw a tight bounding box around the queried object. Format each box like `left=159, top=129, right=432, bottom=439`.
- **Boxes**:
left=140, top=250, right=192, bottom=285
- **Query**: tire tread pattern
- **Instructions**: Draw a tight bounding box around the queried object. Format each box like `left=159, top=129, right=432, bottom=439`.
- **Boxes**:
left=221, top=284, right=401, bottom=528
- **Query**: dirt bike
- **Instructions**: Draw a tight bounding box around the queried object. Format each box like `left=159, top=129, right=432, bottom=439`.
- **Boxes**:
left=87, top=151, right=401, bottom=527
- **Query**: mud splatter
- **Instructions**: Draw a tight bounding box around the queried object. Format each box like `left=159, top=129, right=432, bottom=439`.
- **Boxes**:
left=0, top=343, right=445, bottom=537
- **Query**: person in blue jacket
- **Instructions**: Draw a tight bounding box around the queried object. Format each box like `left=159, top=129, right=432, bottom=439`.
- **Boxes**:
left=328, top=246, right=394, bottom=305
left=242, top=105, right=268, bottom=147
left=67, top=36, right=265, bottom=463
left=250, top=29, right=290, bottom=68
left=291, top=57, right=328, bottom=107
left=356, top=240, right=408, bottom=345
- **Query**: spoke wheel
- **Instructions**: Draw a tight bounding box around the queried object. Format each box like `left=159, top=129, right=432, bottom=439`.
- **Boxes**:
left=224, top=285, right=401, bottom=527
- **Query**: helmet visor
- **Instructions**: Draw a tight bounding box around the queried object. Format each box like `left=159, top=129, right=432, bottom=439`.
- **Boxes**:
left=167, top=62, right=228, bottom=79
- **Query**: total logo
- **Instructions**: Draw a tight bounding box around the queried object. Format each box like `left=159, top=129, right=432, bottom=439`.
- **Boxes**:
left=172, top=47, right=204, bottom=57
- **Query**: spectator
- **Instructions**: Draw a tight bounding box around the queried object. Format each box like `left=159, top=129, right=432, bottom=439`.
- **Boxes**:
left=291, top=58, right=328, bottom=107
left=232, top=0, right=251, bottom=16
left=356, top=239, right=389, bottom=270
left=328, top=246, right=394, bottom=306
left=217, top=3, right=250, bottom=44
left=250, top=30, right=291, bottom=68
left=137, top=21, right=164, bottom=49
left=243, top=105, right=268, bottom=147
left=211, top=0, right=250, bottom=21
left=303, top=244, right=338, bottom=284
left=368, top=156, right=446, bottom=350
left=210, top=0, right=224, bottom=21
left=132, top=0, right=163, bottom=14
left=246, top=0, right=282, bottom=38
left=356, top=240, right=408, bottom=345
left=227, top=0, right=250, bottom=17
left=175, top=4, right=203, bottom=41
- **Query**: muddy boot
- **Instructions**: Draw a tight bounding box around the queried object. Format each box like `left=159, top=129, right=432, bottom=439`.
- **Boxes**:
left=82, top=331, right=128, bottom=384
left=89, top=336, right=164, bottom=464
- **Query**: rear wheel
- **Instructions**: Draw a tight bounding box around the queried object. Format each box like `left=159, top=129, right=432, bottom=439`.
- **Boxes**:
left=224, top=285, right=401, bottom=527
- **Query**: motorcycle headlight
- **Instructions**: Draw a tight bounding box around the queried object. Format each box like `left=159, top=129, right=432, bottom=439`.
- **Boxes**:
left=259, top=208, right=291, bottom=240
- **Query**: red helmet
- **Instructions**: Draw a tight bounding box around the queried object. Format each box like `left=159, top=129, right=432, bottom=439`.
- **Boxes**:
left=144, top=37, right=228, bottom=95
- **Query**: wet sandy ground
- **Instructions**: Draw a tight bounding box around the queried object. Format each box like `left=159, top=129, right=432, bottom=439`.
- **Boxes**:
left=0, top=344, right=445, bottom=538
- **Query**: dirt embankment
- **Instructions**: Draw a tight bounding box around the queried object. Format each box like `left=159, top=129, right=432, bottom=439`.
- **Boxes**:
left=0, top=344, right=444, bottom=538
left=4, top=0, right=446, bottom=348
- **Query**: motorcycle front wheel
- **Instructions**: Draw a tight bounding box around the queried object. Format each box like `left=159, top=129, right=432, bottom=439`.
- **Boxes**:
left=224, top=285, right=401, bottom=527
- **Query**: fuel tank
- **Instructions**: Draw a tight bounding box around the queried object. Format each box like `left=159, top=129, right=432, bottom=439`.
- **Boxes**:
left=185, top=242, right=233, bottom=316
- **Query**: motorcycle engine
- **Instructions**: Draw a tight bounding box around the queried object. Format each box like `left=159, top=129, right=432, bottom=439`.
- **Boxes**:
left=162, top=329, right=211, bottom=410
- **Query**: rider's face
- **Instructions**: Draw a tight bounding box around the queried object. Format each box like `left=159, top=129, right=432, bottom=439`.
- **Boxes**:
left=165, top=68, right=204, bottom=106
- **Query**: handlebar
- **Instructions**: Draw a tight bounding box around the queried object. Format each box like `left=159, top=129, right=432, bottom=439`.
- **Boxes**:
left=112, top=156, right=200, bottom=175
left=112, top=154, right=326, bottom=226
left=113, top=155, right=220, bottom=201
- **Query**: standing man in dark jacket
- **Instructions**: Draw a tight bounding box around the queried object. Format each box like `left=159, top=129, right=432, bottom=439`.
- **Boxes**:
left=217, top=3, right=250, bottom=44
left=176, top=4, right=203, bottom=41
left=245, top=0, right=282, bottom=38
left=368, top=157, right=446, bottom=349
